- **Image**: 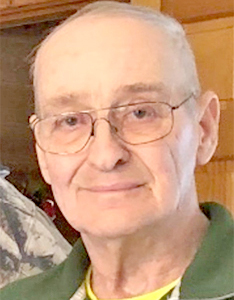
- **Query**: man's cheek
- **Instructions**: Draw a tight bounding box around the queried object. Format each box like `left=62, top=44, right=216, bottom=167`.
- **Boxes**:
left=46, top=158, right=72, bottom=183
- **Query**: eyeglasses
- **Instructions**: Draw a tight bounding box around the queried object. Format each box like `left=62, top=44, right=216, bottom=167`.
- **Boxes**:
left=30, top=94, right=194, bottom=155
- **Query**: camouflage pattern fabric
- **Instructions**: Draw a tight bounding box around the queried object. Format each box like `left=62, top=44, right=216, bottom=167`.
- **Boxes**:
left=0, top=177, right=72, bottom=288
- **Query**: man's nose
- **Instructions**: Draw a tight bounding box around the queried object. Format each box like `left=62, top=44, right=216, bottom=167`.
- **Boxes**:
left=87, top=119, right=130, bottom=172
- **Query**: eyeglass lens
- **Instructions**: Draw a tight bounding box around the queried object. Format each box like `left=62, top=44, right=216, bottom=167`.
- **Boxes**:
left=34, top=102, right=173, bottom=154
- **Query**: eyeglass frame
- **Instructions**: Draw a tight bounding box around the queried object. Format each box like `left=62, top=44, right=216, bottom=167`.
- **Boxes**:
left=30, top=93, right=195, bottom=155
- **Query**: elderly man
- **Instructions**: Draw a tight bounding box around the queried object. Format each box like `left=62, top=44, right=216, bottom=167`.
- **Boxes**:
left=1, top=1, right=233, bottom=299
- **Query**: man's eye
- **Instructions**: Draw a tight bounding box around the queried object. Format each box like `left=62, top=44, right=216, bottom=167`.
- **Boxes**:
left=54, top=114, right=85, bottom=129
left=64, top=116, right=79, bottom=126
left=132, top=109, right=148, bottom=119
left=131, top=105, right=157, bottom=120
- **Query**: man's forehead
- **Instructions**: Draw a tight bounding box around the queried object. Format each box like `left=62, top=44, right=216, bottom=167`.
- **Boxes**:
left=36, top=15, right=168, bottom=61
left=33, top=14, right=184, bottom=114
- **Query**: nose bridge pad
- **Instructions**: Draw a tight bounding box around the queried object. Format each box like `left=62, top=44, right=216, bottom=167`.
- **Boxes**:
left=92, top=118, right=118, bottom=137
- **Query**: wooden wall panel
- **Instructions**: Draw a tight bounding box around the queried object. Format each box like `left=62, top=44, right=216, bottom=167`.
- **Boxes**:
left=0, top=0, right=130, bottom=28
left=196, top=160, right=234, bottom=215
left=216, top=100, right=234, bottom=158
left=0, top=0, right=10, bottom=9
left=12, top=0, right=52, bottom=6
left=187, top=17, right=234, bottom=213
left=131, top=0, right=161, bottom=10
left=161, top=0, right=234, bottom=23
left=184, top=17, right=234, bottom=100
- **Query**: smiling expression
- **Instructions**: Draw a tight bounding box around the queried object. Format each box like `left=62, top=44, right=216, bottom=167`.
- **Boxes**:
left=34, top=16, right=201, bottom=237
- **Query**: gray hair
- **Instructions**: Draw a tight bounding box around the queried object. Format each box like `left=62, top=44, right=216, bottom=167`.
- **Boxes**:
left=31, top=1, right=200, bottom=102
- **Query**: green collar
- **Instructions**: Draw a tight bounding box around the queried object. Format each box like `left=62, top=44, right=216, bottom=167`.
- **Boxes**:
left=69, top=203, right=234, bottom=299
left=180, top=202, right=234, bottom=299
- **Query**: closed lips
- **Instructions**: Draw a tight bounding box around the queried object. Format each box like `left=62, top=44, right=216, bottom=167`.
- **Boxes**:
left=80, top=182, right=145, bottom=192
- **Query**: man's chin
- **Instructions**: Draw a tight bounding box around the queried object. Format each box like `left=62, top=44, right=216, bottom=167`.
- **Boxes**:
left=75, top=219, right=144, bottom=240
left=76, top=215, right=159, bottom=241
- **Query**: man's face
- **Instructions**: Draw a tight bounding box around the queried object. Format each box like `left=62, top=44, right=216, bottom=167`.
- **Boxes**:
left=34, top=16, right=200, bottom=237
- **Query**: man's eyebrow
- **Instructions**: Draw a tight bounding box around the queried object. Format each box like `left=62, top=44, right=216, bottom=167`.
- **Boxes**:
left=47, top=93, right=90, bottom=107
left=111, top=82, right=169, bottom=106
left=116, top=82, right=167, bottom=94
left=39, top=93, right=91, bottom=117
left=41, top=83, right=168, bottom=115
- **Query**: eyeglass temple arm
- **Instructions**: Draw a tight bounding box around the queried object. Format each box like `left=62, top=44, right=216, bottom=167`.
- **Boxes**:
left=171, top=93, right=196, bottom=110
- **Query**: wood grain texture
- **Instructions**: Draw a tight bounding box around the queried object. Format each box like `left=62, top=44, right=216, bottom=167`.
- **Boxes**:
left=161, top=0, right=234, bottom=23
left=0, top=0, right=130, bottom=28
left=131, top=0, right=161, bottom=10
left=0, top=0, right=10, bottom=9
left=184, top=17, right=234, bottom=100
left=196, top=160, right=234, bottom=215
left=13, top=0, right=54, bottom=5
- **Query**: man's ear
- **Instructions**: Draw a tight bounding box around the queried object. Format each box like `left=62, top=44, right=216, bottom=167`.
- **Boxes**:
left=196, top=91, right=220, bottom=166
left=36, top=145, right=52, bottom=185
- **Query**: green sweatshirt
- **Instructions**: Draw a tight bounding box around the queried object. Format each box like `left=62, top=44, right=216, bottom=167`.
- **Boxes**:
left=0, top=202, right=233, bottom=300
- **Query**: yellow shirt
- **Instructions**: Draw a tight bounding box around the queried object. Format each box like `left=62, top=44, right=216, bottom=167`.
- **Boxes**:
left=85, top=268, right=180, bottom=300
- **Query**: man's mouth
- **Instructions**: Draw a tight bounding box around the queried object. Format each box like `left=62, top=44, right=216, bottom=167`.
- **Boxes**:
left=79, top=182, right=145, bottom=193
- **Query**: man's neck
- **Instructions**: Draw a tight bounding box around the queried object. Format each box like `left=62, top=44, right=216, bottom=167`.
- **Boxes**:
left=81, top=208, right=209, bottom=299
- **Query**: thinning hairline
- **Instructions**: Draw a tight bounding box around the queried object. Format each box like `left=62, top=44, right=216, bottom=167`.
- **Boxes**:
left=30, top=4, right=186, bottom=79
left=31, top=2, right=200, bottom=114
